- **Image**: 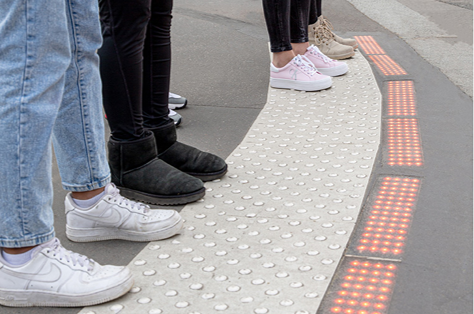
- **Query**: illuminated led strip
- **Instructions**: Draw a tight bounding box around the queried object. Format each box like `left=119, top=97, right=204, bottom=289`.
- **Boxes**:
left=386, top=119, right=423, bottom=166
left=318, top=176, right=420, bottom=314
left=368, top=55, right=407, bottom=76
left=354, top=176, right=420, bottom=258
left=318, top=37, right=423, bottom=314
left=318, top=258, right=398, bottom=314
left=386, top=81, right=417, bottom=116
left=355, top=36, right=386, bottom=55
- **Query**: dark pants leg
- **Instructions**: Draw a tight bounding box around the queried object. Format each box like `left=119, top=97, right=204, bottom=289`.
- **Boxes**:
left=309, top=0, right=322, bottom=25
left=262, top=0, right=311, bottom=53
left=99, top=0, right=173, bottom=141
left=142, top=0, right=174, bottom=129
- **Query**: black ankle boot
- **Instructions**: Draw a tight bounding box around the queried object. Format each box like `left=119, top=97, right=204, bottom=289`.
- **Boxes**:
left=148, top=122, right=228, bottom=181
left=107, top=132, right=205, bottom=205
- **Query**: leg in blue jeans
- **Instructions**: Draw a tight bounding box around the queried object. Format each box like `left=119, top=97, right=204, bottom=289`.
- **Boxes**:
left=0, top=0, right=109, bottom=248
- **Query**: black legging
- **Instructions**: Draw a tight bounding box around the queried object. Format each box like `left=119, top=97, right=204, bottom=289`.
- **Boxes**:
left=262, top=0, right=311, bottom=53
left=99, top=0, right=173, bottom=142
left=309, top=0, right=322, bottom=25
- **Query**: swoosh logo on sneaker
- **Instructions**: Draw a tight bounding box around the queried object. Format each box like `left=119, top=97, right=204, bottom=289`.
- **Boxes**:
left=3, top=263, right=62, bottom=283
left=73, top=207, right=124, bottom=226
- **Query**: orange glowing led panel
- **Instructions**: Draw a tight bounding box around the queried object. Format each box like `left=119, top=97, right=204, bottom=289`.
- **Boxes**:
left=354, top=36, right=386, bottom=55
left=356, top=176, right=420, bottom=257
left=386, top=81, right=417, bottom=116
left=369, top=55, right=407, bottom=76
left=321, top=258, right=398, bottom=314
left=385, top=118, right=423, bottom=166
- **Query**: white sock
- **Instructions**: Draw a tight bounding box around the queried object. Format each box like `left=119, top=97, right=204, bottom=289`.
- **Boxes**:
left=73, top=191, right=105, bottom=208
left=2, top=250, right=33, bottom=265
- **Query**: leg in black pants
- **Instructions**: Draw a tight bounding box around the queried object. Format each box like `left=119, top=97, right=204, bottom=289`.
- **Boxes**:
left=98, top=0, right=226, bottom=205
left=309, top=0, right=322, bottom=25
left=262, top=0, right=311, bottom=54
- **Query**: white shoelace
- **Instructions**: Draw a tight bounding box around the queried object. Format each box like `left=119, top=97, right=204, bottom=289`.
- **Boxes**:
left=308, top=45, right=334, bottom=64
left=109, top=184, right=150, bottom=214
left=46, top=238, right=93, bottom=270
left=293, top=55, right=318, bottom=76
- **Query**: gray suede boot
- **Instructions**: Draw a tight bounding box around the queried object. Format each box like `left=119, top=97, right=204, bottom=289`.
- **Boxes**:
left=108, top=132, right=205, bottom=205
left=149, top=122, right=228, bottom=181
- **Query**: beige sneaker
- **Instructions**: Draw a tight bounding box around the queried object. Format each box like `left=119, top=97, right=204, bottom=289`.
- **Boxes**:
left=319, top=15, right=358, bottom=49
left=309, top=16, right=356, bottom=60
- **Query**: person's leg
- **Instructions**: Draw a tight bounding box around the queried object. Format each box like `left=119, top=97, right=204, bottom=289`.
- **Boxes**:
left=142, top=0, right=173, bottom=129
left=98, top=0, right=206, bottom=205
left=290, top=0, right=311, bottom=55
left=309, top=0, right=322, bottom=25
left=142, top=0, right=227, bottom=182
left=98, top=0, right=150, bottom=141
left=53, top=0, right=110, bottom=192
left=262, top=0, right=295, bottom=67
left=0, top=0, right=71, bottom=250
left=0, top=0, right=135, bottom=307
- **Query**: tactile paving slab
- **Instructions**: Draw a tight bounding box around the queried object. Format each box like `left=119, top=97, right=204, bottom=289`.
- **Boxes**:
left=79, top=52, right=382, bottom=314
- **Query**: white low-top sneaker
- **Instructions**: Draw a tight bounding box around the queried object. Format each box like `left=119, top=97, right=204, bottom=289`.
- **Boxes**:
left=65, top=183, right=183, bottom=242
left=0, top=238, right=133, bottom=307
left=168, top=92, right=187, bottom=110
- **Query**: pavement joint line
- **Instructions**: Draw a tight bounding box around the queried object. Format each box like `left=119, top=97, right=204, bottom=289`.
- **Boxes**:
left=78, top=51, right=382, bottom=314
left=344, top=255, right=402, bottom=263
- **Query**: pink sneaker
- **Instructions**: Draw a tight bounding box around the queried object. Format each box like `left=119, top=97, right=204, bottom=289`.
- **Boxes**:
left=304, top=45, right=348, bottom=76
left=270, top=55, right=332, bottom=91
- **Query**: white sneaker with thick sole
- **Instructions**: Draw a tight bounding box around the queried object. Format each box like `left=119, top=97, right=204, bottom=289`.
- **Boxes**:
left=0, top=238, right=133, bottom=307
left=65, top=183, right=184, bottom=242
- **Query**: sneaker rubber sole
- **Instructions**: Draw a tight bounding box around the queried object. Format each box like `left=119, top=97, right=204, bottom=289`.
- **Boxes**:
left=168, top=99, right=187, bottom=110
left=66, top=212, right=184, bottom=242
left=0, top=269, right=133, bottom=307
left=317, top=63, right=349, bottom=77
left=187, top=165, right=228, bottom=182
left=325, top=50, right=355, bottom=60
left=270, top=76, right=332, bottom=92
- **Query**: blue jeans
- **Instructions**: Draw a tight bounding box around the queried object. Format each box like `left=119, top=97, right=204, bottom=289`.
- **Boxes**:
left=0, top=0, right=110, bottom=248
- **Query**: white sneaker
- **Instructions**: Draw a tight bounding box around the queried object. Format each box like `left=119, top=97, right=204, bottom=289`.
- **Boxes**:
left=65, top=183, right=184, bottom=242
left=0, top=238, right=133, bottom=307
left=168, top=92, right=187, bottom=110
left=169, top=109, right=182, bottom=126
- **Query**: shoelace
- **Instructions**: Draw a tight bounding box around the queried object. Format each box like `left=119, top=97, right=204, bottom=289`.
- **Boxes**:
left=109, top=184, right=150, bottom=214
left=293, top=55, right=318, bottom=76
left=308, top=45, right=334, bottom=64
left=46, top=238, right=93, bottom=270
left=169, top=92, right=181, bottom=98
left=313, top=24, right=334, bottom=45
left=319, top=16, right=335, bottom=31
